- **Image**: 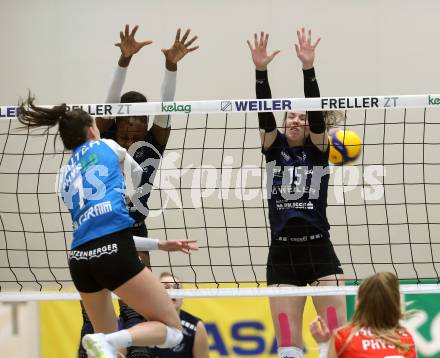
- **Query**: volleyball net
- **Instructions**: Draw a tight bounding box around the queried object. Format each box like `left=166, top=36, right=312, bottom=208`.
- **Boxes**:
left=1, top=94, right=440, bottom=300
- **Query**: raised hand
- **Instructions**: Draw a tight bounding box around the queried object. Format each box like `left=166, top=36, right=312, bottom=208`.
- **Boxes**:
left=162, top=28, right=199, bottom=69
left=247, top=31, right=280, bottom=71
left=115, top=24, right=152, bottom=60
left=310, top=316, right=332, bottom=343
left=295, top=27, right=321, bottom=70
left=158, top=240, right=199, bottom=254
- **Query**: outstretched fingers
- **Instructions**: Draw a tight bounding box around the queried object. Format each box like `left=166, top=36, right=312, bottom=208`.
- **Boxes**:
left=175, top=28, right=181, bottom=42
left=187, top=45, right=199, bottom=52
left=130, top=25, right=139, bottom=38
left=297, top=28, right=305, bottom=47
left=180, top=240, right=199, bottom=254
left=263, top=32, right=269, bottom=49
left=249, top=31, right=269, bottom=50
left=181, top=28, right=190, bottom=43
left=258, top=31, right=265, bottom=48
left=184, top=35, right=198, bottom=48
left=246, top=39, right=253, bottom=51
left=313, top=37, right=321, bottom=49
left=269, top=49, right=280, bottom=61
left=140, top=40, right=153, bottom=47
left=307, top=29, right=312, bottom=45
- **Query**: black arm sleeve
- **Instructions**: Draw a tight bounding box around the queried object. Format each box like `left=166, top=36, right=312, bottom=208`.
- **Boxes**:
left=303, top=67, right=326, bottom=134
left=256, top=70, right=277, bottom=132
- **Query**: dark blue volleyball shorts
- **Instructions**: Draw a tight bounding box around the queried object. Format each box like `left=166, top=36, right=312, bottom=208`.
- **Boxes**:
left=266, top=224, right=343, bottom=286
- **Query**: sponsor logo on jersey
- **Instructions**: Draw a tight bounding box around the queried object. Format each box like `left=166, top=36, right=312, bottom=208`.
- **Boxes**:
left=280, top=151, right=291, bottom=161
left=69, top=243, right=118, bottom=260
left=73, top=201, right=113, bottom=229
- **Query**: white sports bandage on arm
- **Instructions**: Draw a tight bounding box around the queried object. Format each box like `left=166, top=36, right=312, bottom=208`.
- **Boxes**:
left=133, top=236, right=159, bottom=251
left=106, top=65, right=127, bottom=103
left=153, top=69, right=177, bottom=128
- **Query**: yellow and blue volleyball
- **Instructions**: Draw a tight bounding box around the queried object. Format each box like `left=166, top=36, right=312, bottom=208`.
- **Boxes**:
left=328, top=129, right=362, bottom=165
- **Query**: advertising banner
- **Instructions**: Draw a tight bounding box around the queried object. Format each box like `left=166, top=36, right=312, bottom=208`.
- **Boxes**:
left=40, top=291, right=440, bottom=357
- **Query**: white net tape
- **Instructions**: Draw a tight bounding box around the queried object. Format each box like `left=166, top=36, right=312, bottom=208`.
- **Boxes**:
left=1, top=94, right=440, bottom=118
left=1, top=284, right=440, bottom=302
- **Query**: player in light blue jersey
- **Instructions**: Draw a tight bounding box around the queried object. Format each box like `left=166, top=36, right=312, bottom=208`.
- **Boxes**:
left=18, top=97, right=183, bottom=358
left=61, top=136, right=136, bottom=248
left=77, top=25, right=199, bottom=358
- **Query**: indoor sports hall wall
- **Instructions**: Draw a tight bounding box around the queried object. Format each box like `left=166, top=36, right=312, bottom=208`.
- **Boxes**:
left=1, top=0, right=440, bottom=104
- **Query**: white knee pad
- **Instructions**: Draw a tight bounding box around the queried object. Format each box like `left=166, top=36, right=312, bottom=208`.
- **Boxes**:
left=156, top=326, right=183, bottom=349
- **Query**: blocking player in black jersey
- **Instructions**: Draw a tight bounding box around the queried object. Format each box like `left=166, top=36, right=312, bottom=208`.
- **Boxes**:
left=149, top=272, right=209, bottom=358
left=77, top=25, right=198, bottom=358
left=247, top=28, right=346, bottom=358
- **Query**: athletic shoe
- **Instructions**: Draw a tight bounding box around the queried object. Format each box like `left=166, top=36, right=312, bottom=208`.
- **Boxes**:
left=82, top=333, right=116, bottom=358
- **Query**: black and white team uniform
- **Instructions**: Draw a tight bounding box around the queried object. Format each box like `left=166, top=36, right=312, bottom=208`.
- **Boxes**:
left=149, top=310, right=201, bottom=358
left=256, top=68, right=343, bottom=287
